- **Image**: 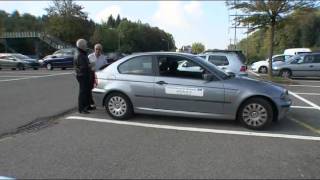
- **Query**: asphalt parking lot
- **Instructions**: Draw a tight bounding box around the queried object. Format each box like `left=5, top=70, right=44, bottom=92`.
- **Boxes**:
left=0, top=69, right=319, bottom=178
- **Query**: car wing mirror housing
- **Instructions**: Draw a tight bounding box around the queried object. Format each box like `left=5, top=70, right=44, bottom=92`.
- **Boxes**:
left=203, top=73, right=215, bottom=81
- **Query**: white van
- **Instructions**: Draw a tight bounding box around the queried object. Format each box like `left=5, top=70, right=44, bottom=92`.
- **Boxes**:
left=284, top=48, right=311, bottom=56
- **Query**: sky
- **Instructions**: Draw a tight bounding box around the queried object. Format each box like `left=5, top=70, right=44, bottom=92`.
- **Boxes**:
left=0, top=1, right=248, bottom=50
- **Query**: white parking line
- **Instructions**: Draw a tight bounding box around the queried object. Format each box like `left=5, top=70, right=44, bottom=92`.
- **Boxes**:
left=248, top=70, right=261, bottom=77
left=291, top=106, right=317, bottom=109
left=288, top=85, right=320, bottom=88
left=0, top=73, right=72, bottom=82
left=294, top=93, right=320, bottom=96
left=66, top=116, right=320, bottom=141
left=289, top=91, right=320, bottom=111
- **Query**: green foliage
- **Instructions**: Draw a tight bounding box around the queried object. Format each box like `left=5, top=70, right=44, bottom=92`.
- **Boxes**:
left=0, top=0, right=176, bottom=55
left=238, top=7, right=320, bottom=64
left=191, top=42, right=205, bottom=54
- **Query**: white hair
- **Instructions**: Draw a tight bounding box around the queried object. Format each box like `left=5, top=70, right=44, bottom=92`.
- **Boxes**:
left=94, top=43, right=103, bottom=50
left=76, top=39, right=87, bottom=51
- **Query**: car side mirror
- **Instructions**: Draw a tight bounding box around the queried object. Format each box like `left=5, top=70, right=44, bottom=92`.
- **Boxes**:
left=52, top=56, right=57, bottom=58
left=203, top=73, right=215, bottom=81
left=227, top=72, right=236, bottom=77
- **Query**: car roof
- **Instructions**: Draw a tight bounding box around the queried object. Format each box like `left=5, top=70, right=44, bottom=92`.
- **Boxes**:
left=130, top=51, right=196, bottom=57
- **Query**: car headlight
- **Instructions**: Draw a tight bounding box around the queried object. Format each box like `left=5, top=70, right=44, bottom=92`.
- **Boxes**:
left=273, top=66, right=279, bottom=70
left=280, top=90, right=290, bottom=101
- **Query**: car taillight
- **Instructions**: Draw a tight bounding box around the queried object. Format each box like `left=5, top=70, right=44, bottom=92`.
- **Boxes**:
left=240, top=65, right=247, bottom=72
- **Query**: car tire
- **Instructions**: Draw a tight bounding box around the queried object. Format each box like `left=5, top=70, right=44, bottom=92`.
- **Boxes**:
left=46, top=63, right=53, bottom=70
left=258, top=66, right=268, bottom=74
left=104, top=92, right=133, bottom=120
left=238, top=98, right=273, bottom=130
left=280, top=69, right=291, bottom=79
left=17, top=64, right=24, bottom=70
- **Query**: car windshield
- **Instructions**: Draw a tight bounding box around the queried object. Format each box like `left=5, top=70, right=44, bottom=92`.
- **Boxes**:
left=12, top=54, right=30, bottom=59
left=193, top=56, right=229, bottom=80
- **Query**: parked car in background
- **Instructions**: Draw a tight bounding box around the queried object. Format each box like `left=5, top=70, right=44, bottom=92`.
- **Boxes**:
left=39, top=48, right=76, bottom=70
left=105, top=52, right=127, bottom=63
left=284, top=48, right=311, bottom=56
left=250, top=54, right=292, bottom=74
left=93, top=52, right=291, bottom=130
left=273, top=52, right=320, bottom=78
left=197, top=50, right=248, bottom=76
left=0, top=53, right=40, bottom=70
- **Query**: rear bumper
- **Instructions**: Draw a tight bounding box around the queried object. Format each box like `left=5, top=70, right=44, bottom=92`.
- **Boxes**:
left=92, top=88, right=106, bottom=107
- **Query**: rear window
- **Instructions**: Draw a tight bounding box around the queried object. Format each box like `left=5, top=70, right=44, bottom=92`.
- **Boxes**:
left=208, top=55, right=229, bottom=66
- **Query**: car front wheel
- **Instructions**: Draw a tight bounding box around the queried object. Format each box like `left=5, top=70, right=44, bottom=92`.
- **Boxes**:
left=280, top=69, right=291, bottom=79
left=238, top=98, right=273, bottom=130
left=105, top=92, right=133, bottom=120
left=46, top=63, right=53, bottom=70
left=258, top=66, right=268, bottom=74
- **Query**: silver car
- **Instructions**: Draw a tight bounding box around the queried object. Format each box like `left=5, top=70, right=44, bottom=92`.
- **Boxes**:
left=197, top=50, right=248, bottom=76
left=273, top=53, right=320, bottom=78
left=93, top=52, right=291, bottom=130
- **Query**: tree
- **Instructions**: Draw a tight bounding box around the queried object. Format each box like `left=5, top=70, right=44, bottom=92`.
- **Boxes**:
left=106, top=15, right=116, bottom=28
left=191, top=42, right=205, bottom=54
left=115, top=14, right=121, bottom=27
left=44, top=0, right=94, bottom=45
left=227, top=0, right=316, bottom=78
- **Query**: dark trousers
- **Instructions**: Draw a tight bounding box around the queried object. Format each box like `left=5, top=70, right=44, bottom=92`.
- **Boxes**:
left=76, top=75, right=90, bottom=112
left=89, top=71, right=95, bottom=105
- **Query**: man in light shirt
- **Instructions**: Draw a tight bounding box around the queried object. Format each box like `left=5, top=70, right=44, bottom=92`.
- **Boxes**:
left=88, top=44, right=107, bottom=110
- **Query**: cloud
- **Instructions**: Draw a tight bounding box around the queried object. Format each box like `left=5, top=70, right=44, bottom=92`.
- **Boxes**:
left=95, top=5, right=121, bottom=23
left=184, top=1, right=203, bottom=17
left=152, top=1, right=190, bottom=30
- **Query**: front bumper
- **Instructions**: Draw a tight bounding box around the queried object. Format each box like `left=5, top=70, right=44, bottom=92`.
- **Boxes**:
left=277, top=99, right=292, bottom=120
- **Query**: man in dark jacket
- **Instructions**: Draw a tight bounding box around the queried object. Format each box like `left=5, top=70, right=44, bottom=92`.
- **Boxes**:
left=74, top=39, right=91, bottom=114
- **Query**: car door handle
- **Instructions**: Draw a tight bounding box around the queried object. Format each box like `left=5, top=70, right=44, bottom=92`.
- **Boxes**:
left=156, top=81, right=168, bottom=85
left=309, top=65, right=314, bottom=68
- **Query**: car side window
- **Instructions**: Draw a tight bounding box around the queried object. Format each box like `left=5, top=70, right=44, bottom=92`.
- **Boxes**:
left=273, top=56, right=285, bottom=62
left=208, top=55, right=229, bottom=66
left=118, top=56, right=153, bottom=75
left=158, top=55, right=207, bottom=80
left=301, top=55, right=314, bottom=64
left=313, top=55, right=320, bottom=63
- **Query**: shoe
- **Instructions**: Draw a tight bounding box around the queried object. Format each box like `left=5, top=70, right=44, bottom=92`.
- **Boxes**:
left=87, top=105, right=96, bottom=111
left=79, top=110, right=90, bottom=114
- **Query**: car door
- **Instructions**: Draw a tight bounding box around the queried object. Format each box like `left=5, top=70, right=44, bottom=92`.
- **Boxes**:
left=116, top=55, right=155, bottom=109
left=310, top=54, right=320, bottom=77
left=154, top=55, right=224, bottom=115
left=288, top=56, right=307, bottom=77
left=296, top=55, right=316, bottom=77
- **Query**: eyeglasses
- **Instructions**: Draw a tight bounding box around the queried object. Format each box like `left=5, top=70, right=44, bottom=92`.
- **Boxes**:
left=95, top=49, right=101, bottom=51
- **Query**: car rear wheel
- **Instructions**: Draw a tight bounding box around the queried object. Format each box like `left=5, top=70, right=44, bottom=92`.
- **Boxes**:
left=46, top=63, right=53, bottom=70
left=105, top=92, right=133, bottom=120
left=238, top=98, right=273, bottom=130
left=280, top=69, right=291, bottom=79
left=258, top=66, right=268, bottom=74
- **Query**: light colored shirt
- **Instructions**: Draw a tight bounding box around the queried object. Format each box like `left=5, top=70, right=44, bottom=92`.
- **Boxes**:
left=88, top=53, right=107, bottom=71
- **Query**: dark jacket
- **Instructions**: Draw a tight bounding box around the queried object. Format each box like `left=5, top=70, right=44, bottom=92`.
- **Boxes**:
left=74, top=48, right=90, bottom=77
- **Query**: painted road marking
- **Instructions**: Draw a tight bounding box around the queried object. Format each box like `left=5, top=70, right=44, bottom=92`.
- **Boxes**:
left=289, top=117, right=320, bottom=135
left=0, top=73, right=72, bottom=82
left=291, top=106, right=317, bottom=109
left=289, top=91, right=320, bottom=111
left=293, top=92, right=320, bottom=96
left=288, top=85, right=320, bottom=88
left=66, top=116, right=320, bottom=141
left=248, top=70, right=261, bottom=77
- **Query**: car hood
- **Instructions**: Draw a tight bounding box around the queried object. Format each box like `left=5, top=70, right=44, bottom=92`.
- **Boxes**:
left=224, top=76, right=285, bottom=97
